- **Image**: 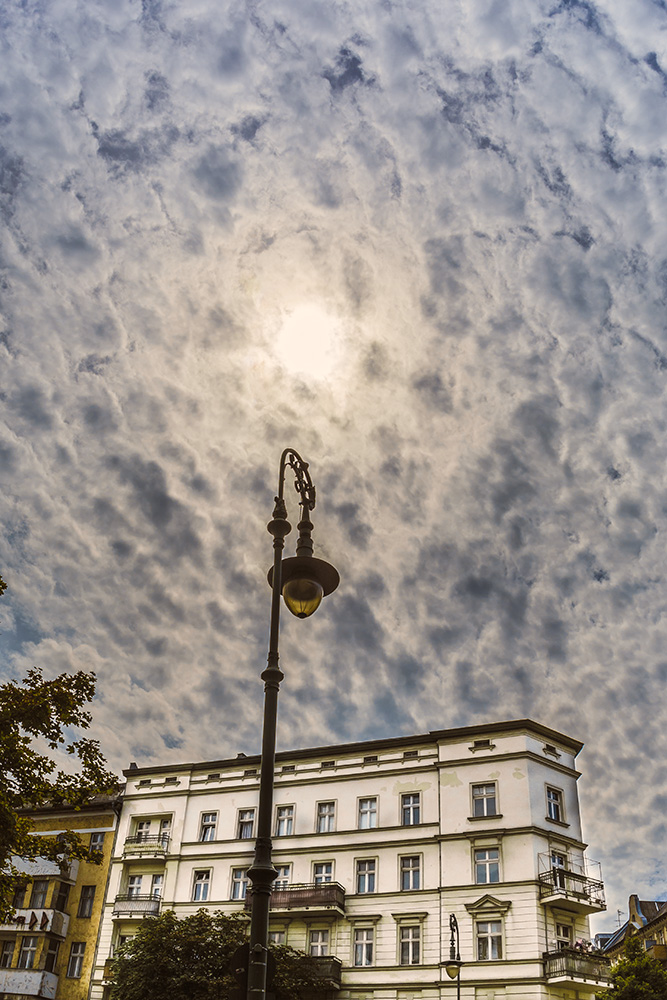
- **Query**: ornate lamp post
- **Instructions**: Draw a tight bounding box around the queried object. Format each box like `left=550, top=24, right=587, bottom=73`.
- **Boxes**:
left=444, top=913, right=462, bottom=999
left=246, top=449, right=339, bottom=1000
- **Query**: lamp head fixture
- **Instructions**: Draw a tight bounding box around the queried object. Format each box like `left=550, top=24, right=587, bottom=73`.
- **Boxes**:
left=267, top=449, right=339, bottom=618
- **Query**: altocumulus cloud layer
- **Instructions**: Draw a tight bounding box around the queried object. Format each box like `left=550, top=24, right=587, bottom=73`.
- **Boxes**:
left=0, top=0, right=666, bottom=925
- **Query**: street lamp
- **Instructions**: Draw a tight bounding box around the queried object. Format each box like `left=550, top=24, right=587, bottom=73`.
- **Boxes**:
left=445, top=913, right=462, bottom=999
left=246, top=449, right=339, bottom=1000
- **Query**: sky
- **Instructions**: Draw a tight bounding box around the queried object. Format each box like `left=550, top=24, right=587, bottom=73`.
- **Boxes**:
left=1, top=0, right=666, bottom=931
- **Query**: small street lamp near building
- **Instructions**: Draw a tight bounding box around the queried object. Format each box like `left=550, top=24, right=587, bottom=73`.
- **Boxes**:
left=445, top=913, right=463, bottom=999
left=246, top=449, right=339, bottom=1000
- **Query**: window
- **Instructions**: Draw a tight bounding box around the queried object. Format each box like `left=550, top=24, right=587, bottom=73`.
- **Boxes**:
left=356, top=859, right=376, bottom=893
left=472, top=783, right=497, bottom=817
left=208, top=772, right=221, bottom=780
left=321, top=760, right=335, bottom=769
left=358, top=797, right=377, bottom=829
left=192, top=870, right=210, bottom=902
left=282, top=764, right=295, bottom=772
left=309, top=929, right=329, bottom=956
left=400, top=855, right=420, bottom=891
left=127, top=875, right=142, bottom=898
left=159, top=817, right=172, bottom=845
left=165, top=776, right=177, bottom=784
left=67, top=941, right=86, bottom=978
left=0, top=940, right=14, bottom=968
left=364, top=755, right=378, bottom=763
left=238, top=809, right=255, bottom=839
left=556, top=923, right=573, bottom=950
left=231, top=869, right=248, bottom=900
left=269, top=931, right=285, bottom=945
left=138, top=779, right=151, bottom=787
left=274, top=865, right=291, bottom=889
left=317, top=801, right=335, bottom=833
left=90, top=832, right=106, bottom=850
left=78, top=885, right=96, bottom=918
left=400, top=925, right=420, bottom=965
left=551, top=851, right=567, bottom=888
left=18, top=936, right=37, bottom=970
left=150, top=874, right=163, bottom=898
left=354, top=928, right=374, bottom=966
left=244, top=768, right=257, bottom=776
left=275, top=805, right=294, bottom=836
left=476, top=921, right=502, bottom=960
left=44, top=940, right=59, bottom=972
left=313, top=862, right=333, bottom=884
left=30, top=880, right=48, bottom=909
left=547, top=787, right=564, bottom=822
left=200, top=812, right=217, bottom=842
left=403, top=749, right=418, bottom=759
left=401, top=793, right=420, bottom=825
left=12, top=885, right=26, bottom=909
left=54, top=882, right=70, bottom=912
left=136, top=820, right=151, bottom=841
left=475, top=848, right=500, bottom=884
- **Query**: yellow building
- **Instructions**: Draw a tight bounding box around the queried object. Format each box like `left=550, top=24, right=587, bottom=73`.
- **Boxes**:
left=0, top=795, right=120, bottom=1000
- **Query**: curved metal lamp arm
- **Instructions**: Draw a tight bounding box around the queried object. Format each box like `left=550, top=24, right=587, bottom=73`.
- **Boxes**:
left=277, top=448, right=316, bottom=511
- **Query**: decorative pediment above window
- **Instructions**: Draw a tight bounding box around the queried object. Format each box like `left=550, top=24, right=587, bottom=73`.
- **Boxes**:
left=391, top=911, right=428, bottom=924
left=465, top=894, right=512, bottom=915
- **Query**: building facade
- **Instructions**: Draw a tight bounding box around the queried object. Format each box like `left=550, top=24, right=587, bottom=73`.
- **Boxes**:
left=92, top=720, right=609, bottom=1000
left=601, top=895, right=667, bottom=966
left=0, top=797, right=120, bottom=1000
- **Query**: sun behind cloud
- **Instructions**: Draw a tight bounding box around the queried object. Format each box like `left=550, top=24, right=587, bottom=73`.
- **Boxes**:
left=273, top=304, right=345, bottom=382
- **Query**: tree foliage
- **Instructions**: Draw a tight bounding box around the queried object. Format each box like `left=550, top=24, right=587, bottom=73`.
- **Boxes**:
left=597, top=934, right=667, bottom=1000
left=108, top=909, right=334, bottom=1000
left=0, top=577, right=118, bottom=917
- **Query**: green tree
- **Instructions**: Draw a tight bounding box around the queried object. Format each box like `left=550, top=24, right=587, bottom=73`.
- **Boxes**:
left=109, top=909, right=334, bottom=1000
left=597, top=934, right=667, bottom=1000
left=0, top=577, right=118, bottom=917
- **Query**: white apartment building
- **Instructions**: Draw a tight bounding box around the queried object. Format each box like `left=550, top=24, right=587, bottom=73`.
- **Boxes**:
left=90, top=719, right=610, bottom=1000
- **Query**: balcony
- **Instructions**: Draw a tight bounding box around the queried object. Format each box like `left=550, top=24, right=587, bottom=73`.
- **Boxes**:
left=245, top=883, right=346, bottom=916
left=0, top=908, right=69, bottom=938
left=113, top=894, right=162, bottom=917
left=645, top=942, right=667, bottom=964
left=538, top=855, right=606, bottom=914
left=310, top=956, right=342, bottom=988
left=0, top=969, right=58, bottom=998
left=123, top=835, right=170, bottom=858
left=544, top=949, right=611, bottom=989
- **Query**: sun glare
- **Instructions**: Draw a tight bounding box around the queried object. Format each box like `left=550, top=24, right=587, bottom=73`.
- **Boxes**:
left=274, top=304, right=344, bottom=381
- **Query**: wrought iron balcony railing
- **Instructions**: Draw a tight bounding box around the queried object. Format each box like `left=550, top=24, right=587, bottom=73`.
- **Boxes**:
left=244, top=882, right=345, bottom=913
left=112, top=894, right=162, bottom=917
left=538, top=867, right=606, bottom=909
left=544, top=949, right=611, bottom=984
left=123, top=835, right=170, bottom=856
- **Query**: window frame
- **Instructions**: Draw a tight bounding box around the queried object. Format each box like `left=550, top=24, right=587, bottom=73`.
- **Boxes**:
left=29, top=879, right=48, bottom=909
left=556, top=921, right=573, bottom=950
left=309, top=928, right=330, bottom=957
left=399, top=854, right=421, bottom=891
left=355, top=858, right=377, bottom=894
left=237, top=808, right=256, bottom=840
left=127, top=875, right=143, bottom=898
left=44, top=940, right=60, bottom=973
left=358, top=796, right=378, bottom=829
left=313, top=861, right=334, bottom=884
left=476, top=919, right=503, bottom=961
left=401, top=792, right=421, bottom=826
left=90, top=831, right=106, bottom=850
left=274, top=864, right=291, bottom=889
left=150, top=874, right=164, bottom=898
left=474, top=847, right=500, bottom=885
left=316, top=800, right=336, bottom=833
left=199, top=811, right=218, bottom=842
left=546, top=785, right=565, bottom=823
left=230, top=868, right=249, bottom=900
left=0, top=940, right=15, bottom=969
left=269, top=930, right=286, bottom=945
left=399, top=924, right=421, bottom=966
left=77, top=885, right=96, bottom=918
left=66, top=941, right=86, bottom=978
left=353, top=927, right=374, bottom=967
left=192, top=869, right=211, bottom=902
left=471, top=782, right=498, bottom=818
left=275, top=804, right=295, bottom=837
left=18, top=936, right=38, bottom=970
